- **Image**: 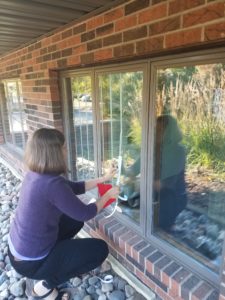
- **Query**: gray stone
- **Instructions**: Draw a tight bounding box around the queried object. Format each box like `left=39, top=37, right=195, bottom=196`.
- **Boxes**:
left=98, top=295, right=107, bottom=300
left=72, top=277, right=82, bottom=287
left=86, top=285, right=95, bottom=295
left=9, top=279, right=25, bottom=297
left=108, top=290, right=126, bottom=300
left=83, top=296, right=92, bottom=300
left=117, top=279, right=126, bottom=291
left=88, top=276, right=99, bottom=285
left=125, top=284, right=135, bottom=297
left=101, top=282, right=113, bottom=293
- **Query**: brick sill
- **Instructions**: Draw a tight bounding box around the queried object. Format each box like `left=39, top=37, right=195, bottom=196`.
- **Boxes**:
left=85, top=213, right=219, bottom=300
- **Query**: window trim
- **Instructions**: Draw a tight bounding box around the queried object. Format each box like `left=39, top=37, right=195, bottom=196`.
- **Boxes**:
left=60, top=47, right=225, bottom=287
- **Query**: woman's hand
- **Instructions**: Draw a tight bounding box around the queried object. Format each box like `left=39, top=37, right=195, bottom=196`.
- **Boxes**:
left=103, top=166, right=117, bottom=182
left=104, top=186, right=120, bottom=200
left=96, top=186, right=120, bottom=212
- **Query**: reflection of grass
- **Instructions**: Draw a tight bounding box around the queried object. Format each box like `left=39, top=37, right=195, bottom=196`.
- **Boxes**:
left=181, top=119, right=225, bottom=176
left=157, top=65, right=225, bottom=177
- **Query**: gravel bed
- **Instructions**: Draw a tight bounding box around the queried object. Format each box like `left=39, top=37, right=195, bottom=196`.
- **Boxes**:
left=0, top=161, right=149, bottom=300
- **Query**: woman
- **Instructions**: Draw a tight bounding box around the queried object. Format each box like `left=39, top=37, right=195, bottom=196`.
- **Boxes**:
left=8, top=128, right=119, bottom=300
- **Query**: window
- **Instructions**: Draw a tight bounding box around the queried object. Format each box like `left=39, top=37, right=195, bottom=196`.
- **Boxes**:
left=63, top=65, right=146, bottom=223
left=62, top=50, right=225, bottom=283
left=1, top=80, right=27, bottom=150
left=151, top=61, right=225, bottom=274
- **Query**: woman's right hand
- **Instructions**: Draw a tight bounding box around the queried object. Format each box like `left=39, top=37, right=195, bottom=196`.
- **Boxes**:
left=96, top=186, right=120, bottom=212
left=104, top=186, right=120, bottom=200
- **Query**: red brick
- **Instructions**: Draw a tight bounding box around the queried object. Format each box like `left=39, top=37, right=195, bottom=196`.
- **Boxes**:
left=136, top=269, right=156, bottom=291
left=125, top=0, right=150, bottom=16
left=113, top=43, right=135, bottom=57
left=94, top=48, right=113, bottom=61
left=104, top=7, right=124, bottom=23
left=73, top=44, right=86, bottom=55
left=136, top=36, right=164, bottom=54
left=169, top=279, right=180, bottom=298
left=115, top=15, right=137, bottom=32
left=123, top=26, right=147, bottom=42
left=146, top=259, right=154, bottom=274
left=103, top=33, right=122, bottom=47
left=67, top=56, right=80, bottom=66
left=156, top=286, right=172, bottom=300
left=138, top=3, right=167, bottom=24
left=73, top=23, right=86, bottom=35
left=149, top=16, right=180, bottom=36
left=87, top=39, right=102, bottom=51
left=192, top=282, right=214, bottom=299
left=87, top=15, right=104, bottom=30
left=183, top=3, right=225, bottom=28
left=205, top=21, right=225, bottom=41
left=66, top=35, right=81, bottom=47
left=165, top=28, right=202, bottom=48
left=169, top=0, right=204, bottom=15
left=96, top=23, right=114, bottom=37
left=161, top=271, right=170, bottom=287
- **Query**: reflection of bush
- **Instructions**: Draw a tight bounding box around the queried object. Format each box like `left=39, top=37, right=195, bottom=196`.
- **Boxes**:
left=157, top=64, right=225, bottom=175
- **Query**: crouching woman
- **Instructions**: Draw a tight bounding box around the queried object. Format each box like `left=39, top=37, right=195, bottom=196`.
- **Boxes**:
left=8, top=128, right=119, bottom=300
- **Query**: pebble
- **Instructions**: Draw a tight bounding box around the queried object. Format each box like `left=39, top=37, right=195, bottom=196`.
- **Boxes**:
left=0, top=161, right=148, bottom=299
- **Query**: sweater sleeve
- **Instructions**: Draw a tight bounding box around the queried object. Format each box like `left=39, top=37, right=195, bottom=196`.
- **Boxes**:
left=48, top=177, right=97, bottom=221
left=65, top=180, right=85, bottom=195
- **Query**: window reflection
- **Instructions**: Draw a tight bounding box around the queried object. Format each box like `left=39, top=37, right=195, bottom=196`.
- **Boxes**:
left=99, top=71, right=143, bottom=222
left=153, top=64, right=225, bottom=272
left=3, top=81, right=27, bottom=150
left=71, top=76, right=95, bottom=180
left=154, top=115, right=187, bottom=229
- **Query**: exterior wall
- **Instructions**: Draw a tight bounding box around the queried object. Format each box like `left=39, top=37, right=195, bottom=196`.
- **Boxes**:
left=0, top=0, right=225, bottom=299
left=0, top=84, right=5, bottom=144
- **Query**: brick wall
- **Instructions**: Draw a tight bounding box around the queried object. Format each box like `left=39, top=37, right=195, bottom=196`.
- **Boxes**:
left=0, top=0, right=225, bottom=299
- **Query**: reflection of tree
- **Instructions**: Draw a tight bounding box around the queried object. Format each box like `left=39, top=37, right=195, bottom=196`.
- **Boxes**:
left=72, top=76, right=91, bottom=99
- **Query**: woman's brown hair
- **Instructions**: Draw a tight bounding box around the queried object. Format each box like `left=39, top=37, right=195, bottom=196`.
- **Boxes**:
left=24, top=128, right=66, bottom=174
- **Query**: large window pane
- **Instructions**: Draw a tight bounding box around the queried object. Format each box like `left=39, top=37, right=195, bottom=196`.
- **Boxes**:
left=98, top=71, right=143, bottom=222
left=152, top=63, right=225, bottom=272
left=71, top=75, right=95, bottom=180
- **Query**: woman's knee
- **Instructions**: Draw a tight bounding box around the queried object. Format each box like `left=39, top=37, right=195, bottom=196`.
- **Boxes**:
left=95, top=239, right=109, bottom=260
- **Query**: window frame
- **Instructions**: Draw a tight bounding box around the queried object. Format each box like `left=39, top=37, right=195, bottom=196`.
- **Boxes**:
left=61, top=47, right=225, bottom=287
left=0, top=79, right=27, bottom=154
left=147, top=49, right=225, bottom=286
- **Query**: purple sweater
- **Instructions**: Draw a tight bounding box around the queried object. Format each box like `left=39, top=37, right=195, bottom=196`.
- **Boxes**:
left=9, top=171, right=97, bottom=258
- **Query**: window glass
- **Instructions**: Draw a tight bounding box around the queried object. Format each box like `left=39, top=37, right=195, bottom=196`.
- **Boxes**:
left=98, top=71, right=143, bottom=222
left=71, top=75, right=95, bottom=180
left=152, top=63, right=225, bottom=272
left=2, top=80, right=27, bottom=150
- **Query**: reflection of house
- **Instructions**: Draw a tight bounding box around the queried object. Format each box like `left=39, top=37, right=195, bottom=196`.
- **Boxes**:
left=0, top=1, right=225, bottom=299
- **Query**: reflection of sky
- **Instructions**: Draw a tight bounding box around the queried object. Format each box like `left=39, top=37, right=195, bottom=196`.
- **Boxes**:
left=73, top=109, right=93, bottom=124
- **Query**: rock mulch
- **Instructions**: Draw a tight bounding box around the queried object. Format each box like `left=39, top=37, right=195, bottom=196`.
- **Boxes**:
left=0, top=162, right=149, bottom=300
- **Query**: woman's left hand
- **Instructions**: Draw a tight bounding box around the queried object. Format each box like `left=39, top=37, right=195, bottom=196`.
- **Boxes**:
left=103, top=166, right=117, bottom=182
